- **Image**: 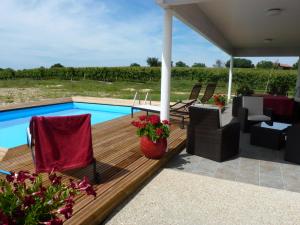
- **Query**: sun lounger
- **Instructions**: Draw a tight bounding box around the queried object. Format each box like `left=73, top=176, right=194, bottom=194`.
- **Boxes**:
left=200, top=83, right=217, bottom=103
left=131, top=104, right=161, bottom=117
left=131, top=84, right=202, bottom=128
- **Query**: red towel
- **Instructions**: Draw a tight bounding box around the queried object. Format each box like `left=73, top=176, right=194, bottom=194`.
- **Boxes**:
left=30, top=114, right=94, bottom=173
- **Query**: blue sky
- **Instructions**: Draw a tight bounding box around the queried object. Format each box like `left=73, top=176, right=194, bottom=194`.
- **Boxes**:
left=0, top=0, right=297, bottom=69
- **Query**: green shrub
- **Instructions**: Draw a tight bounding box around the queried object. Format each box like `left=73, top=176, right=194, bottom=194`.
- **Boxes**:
left=0, top=67, right=297, bottom=92
left=268, top=75, right=292, bottom=96
left=236, top=84, right=254, bottom=96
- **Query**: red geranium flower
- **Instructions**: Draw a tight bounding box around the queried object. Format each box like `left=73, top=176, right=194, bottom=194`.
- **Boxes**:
left=68, top=179, right=77, bottom=189
left=156, top=128, right=163, bottom=136
left=57, top=204, right=73, bottom=220
left=32, top=190, right=45, bottom=200
left=6, top=172, right=15, bottom=183
left=149, top=115, right=160, bottom=125
left=65, top=196, right=75, bottom=206
left=78, top=176, right=96, bottom=197
left=131, top=114, right=170, bottom=142
left=24, top=195, right=35, bottom=208
left=162, top=120, right=170, bottom=125
left=11, top=171, right=31, bottom=183
left=49, top=173, right=62, bottom=186
left=138, top=123, right=146, bottom=129
left=131, top=121, right=141, bottom=128
left=138, top=115, right=147, bottom=121
left=0, top=210, right=9, bottom=224
left=42, top=218, right=63, bottom=225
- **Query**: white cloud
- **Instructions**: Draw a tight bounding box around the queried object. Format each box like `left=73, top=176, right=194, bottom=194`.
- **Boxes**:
left=0, top=0, right=297, bottom=69
left=0, top=0, right=163, bottom=68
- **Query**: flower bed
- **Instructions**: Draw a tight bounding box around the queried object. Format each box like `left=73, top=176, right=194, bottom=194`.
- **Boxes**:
left=0, top=171, right=96, bottom=225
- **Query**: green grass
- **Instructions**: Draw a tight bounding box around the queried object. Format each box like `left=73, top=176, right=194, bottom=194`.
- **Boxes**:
left=0, top=79, right=267, bottom=104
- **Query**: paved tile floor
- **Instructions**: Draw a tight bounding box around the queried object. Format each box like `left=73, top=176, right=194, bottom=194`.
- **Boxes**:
left=166, top=105, right=300, bottom=193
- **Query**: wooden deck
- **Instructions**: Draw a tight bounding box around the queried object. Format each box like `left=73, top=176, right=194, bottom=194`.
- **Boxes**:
left=0, top=112, right=186, bottom=224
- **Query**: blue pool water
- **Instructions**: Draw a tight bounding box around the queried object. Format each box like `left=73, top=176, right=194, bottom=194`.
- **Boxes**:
left=0, top=102, right=133, bottom=148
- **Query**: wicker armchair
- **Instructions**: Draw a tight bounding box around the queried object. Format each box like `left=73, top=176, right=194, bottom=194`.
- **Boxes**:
left=186, top=106, right=240, bottom=162
left=238, top=96, right=272, bottom=132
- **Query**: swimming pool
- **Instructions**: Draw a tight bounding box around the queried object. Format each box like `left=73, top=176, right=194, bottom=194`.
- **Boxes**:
left=0, top=102, right=133, bottom=148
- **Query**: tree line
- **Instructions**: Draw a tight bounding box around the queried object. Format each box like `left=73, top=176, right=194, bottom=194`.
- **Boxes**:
left=129, top=57, right=299, bottom=69
left=1, top=58, right=298, bottom=71
left=130, top=58, right=207, bottom=68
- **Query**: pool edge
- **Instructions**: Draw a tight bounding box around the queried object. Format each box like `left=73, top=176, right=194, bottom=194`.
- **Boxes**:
left=0, top=97, right=73, bottom=112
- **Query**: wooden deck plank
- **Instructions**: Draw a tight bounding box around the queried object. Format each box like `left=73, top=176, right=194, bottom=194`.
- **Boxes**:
left=0, top=111, right=186, bottom=225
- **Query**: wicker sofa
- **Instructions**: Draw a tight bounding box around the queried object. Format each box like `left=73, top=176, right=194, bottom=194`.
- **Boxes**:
left=186, top=106, right=240, bottom=162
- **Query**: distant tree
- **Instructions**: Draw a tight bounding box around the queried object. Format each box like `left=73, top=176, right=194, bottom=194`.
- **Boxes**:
left=192, top=63, right=206, bottom=68
left=130, top=63, right=141, bottom=67
left=213, top=59, right=225, bottom=68
left=175, top=61, right=188, bottom=67
left=293, top=60, right=299, bottom=69
left=225, top=58, right=254, bottom=68
left=51, top=63, right=64, bottom=68
left=5, top=68, right=14, bottom=72
left=256, top=60, right=274, bottom=69
left=1, top=68, right=15, bottom=78
left=146, top=57, right=161, bottom=67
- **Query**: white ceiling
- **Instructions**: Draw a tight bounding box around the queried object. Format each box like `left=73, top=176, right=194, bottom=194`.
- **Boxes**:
left=158, top=0, right=300, bottom=56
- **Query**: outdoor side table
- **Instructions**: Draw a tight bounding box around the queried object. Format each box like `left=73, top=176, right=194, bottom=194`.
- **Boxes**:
left=250, top=122, right=291, bottom=150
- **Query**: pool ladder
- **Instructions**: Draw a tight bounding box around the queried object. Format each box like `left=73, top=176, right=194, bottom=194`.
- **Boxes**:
left=132, top=92, right=152, bottom=106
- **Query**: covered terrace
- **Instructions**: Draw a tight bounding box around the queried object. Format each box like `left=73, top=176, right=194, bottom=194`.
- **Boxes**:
left=103, top=3, right=300, bottom=223
left=157, top=0, right=300, bottom=121
left=154, top=0, right=300, bottom=191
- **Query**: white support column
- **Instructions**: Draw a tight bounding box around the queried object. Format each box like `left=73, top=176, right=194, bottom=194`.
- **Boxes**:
left=295, top=57, right=300, bottom=102
left=160, top=9, right=173, bottom=121
left=227, top=56, right=233, bottom=102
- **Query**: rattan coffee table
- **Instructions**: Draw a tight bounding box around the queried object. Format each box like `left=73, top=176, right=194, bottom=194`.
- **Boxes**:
left=250, top=122, right=291, bottom=150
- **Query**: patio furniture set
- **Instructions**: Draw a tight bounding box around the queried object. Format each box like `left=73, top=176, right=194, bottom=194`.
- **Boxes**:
left=156, top=83, right=299, bottom=165
left=132, top=83, right=241, bottom=163
left=186, top=94, right=300, bottom=165
left=234, top=95, right=300, bottom=164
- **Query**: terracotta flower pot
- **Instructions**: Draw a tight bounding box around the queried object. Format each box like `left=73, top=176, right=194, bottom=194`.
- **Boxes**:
left=140, top=136, right=167, bottom=159
left=216, top=103, right=225, bottom=108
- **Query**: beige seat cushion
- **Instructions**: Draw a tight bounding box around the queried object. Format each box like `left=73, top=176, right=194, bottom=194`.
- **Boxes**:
left=242, top=96, right=264, bottom=116
left=248, top=115, right=271, bottom=121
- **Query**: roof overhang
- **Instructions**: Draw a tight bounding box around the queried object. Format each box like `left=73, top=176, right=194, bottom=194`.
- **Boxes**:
left=156, top=0, right=300, bottom=57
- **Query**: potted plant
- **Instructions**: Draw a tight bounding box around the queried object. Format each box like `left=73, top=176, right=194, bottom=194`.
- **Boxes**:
left=131, top=115, right=170, bottom=159
left=236, top=84, right=254, bottom=96
left=0, top=170, right=96, bottom=225
left=213, top=94, right=226, bottom=108
left=232, top=84, right=254, bottom=117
